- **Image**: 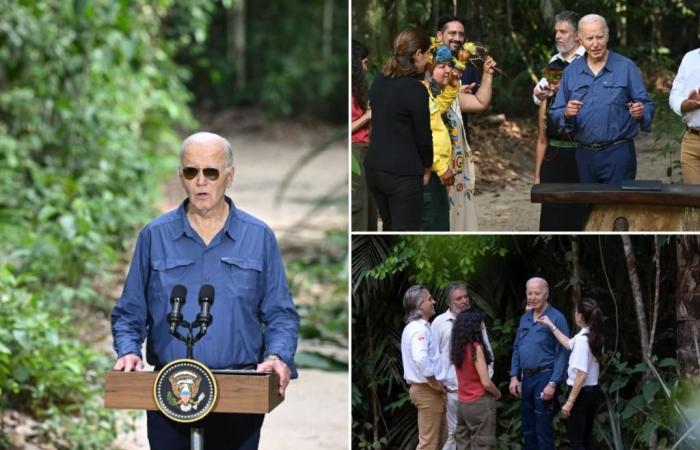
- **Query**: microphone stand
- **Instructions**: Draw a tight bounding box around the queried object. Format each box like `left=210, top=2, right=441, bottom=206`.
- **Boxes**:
left=168, top=293, right=214, bottom=450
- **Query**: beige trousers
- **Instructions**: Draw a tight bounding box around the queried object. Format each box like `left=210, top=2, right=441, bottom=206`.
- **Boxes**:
left=681, top=131, right=700, bottom=184
left=409, top=383, right=447, bottom=450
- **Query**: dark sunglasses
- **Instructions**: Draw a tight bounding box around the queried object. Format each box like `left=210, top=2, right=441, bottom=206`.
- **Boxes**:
left=181, top=167, right=221, bottom=181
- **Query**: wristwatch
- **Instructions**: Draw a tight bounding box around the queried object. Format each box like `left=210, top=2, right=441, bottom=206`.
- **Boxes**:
left=265, top=353, right=285, bottom=364
left=547, top=381, right=557, bottom=388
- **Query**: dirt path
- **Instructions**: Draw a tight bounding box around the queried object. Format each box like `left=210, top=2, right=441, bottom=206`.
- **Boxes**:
left=111, top=119, right=348, bottom=449
left=472, top=125, right=675, bottom=231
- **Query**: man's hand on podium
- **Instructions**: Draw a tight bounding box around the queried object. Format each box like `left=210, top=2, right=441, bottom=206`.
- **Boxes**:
left=257, top=355, right=291, bottom=396
left=113, top=353, right=144, bottom=372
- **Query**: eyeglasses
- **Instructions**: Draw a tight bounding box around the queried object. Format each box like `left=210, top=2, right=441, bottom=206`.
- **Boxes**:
left=181, top=167, right=222, bottom=181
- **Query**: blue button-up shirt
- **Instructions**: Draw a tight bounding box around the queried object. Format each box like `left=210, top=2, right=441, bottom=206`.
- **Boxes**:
left=510, top=304, right=570, bottom=384
left=550, top=50, right=655, bottom=145
left=111, top=197, right=300, bottom=377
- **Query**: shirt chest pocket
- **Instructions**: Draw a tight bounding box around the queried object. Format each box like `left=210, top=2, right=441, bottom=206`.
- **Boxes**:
left=602, top=80, right=629, bottom=105
left=151, top=258, right=194, bottom=288
left=220, top=257, right=263, bottom=303
left=570, top=82, right=590, bottom=102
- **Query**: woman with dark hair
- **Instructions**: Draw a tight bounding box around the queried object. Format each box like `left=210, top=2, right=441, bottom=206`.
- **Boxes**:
left=538, top=298, right=604, bottom=450
left=351, top=39, right=377, bottom=231
left=364, top=28, right=433, bottom=231
left=450, top=308, right=500, bottom=449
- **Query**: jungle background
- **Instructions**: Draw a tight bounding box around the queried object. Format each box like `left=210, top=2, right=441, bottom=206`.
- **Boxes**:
left=0, top=1, right=347, bottom=449
left=352, top=234, right=700, bottom=450
left=353, top=0, right=700, bottom=230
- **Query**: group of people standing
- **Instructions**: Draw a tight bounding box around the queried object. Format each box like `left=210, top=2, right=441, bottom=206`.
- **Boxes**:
left=353, top=11, right=700, bottom=232
left=352, top=16, right=495, bottom=232
left=401, top=278, right=605, bottom=450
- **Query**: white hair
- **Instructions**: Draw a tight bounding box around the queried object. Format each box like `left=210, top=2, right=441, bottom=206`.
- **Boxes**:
left=526, top=277, right=549, bottom=293
left=179, top=132, right=234, bottom=169
left=578, top=14, right=609, bottom=36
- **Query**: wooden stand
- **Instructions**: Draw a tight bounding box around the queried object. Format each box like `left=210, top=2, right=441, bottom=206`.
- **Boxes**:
left=531, top=183, right=700, bottom=231
left=104, top=370, right=283, bottom=414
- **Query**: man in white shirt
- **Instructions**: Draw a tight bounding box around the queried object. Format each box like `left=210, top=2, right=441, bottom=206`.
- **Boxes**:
left=431, top=282, right=493, bottom=450
left=533, top=11, right=585, bottom=105
left=401, top=285, right=446, bottom=450
left=670, top=36, right=700, bottom=183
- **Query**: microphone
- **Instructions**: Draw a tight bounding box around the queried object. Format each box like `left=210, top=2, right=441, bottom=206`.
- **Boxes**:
left=168, top=285, right=187, bottom=334
left=197, top=284, right=215, bottom=332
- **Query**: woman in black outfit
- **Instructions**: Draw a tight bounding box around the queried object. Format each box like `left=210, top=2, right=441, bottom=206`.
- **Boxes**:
left=364, top=28, right=432, bottom=231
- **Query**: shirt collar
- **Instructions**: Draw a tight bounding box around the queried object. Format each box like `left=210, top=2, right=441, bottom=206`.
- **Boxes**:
left=553, top=45, right=585, bottom=63
left=175, top=196, right=238, bottom=241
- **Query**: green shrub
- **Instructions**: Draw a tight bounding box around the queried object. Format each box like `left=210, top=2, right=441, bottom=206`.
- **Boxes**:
left=0, top=1, right=198, bottom=447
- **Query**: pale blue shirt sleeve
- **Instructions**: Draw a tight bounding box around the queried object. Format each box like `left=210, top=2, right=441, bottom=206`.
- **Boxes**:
left=627, top=61, right=655, bottom=132
left=111, top=228, right=150, bottom=358
left=259, top=229, right=300, bottom=366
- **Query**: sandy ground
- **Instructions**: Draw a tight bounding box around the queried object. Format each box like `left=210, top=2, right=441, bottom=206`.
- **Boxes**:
left=110, top=120, right=349, bottom=449
left=473, top=131, right=675, bottom=231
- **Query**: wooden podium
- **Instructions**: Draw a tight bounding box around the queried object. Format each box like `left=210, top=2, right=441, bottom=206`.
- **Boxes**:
left=531, top=183, right=700, bottom=231
left=104, top=370, right=283, bottom=414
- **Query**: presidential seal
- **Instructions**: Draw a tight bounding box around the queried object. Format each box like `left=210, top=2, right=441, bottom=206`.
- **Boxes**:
left=153, top=359, right=218, bottom=423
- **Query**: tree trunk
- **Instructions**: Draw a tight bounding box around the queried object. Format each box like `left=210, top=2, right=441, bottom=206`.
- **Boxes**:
left=322, top=0, right=333, bottom=65
left=621, top=235, right=658, bottom=450
left=227, top=0, right=246, bottom=91
left=570, top=236, right=581, bottom=306
left=621, top=235, right=651, bottom=357
left=431, top=0, right=439, bottom=34
left=676, top=235, right=700, bottom=381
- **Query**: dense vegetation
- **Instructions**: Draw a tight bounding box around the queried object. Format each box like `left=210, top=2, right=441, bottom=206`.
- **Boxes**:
left=352, top=235, right=700, bottom=450
left=0, top=1, right=347, bottom=448
left=0, top=1, right=195, bottom=447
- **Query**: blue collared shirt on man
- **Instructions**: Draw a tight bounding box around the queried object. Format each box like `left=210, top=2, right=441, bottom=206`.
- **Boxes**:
left=111, top=196, right=300, bottom=377
left=550, top=50, right=655, bottom=145
left=510, top=304, right=570, bottom=384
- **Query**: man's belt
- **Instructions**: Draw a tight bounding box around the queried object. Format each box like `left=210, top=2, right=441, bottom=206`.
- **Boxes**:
left=687, top=127, right=700, bottom=136
left=155, top=363, right=256, bottom=371
left=548, top=138, right=577, bottom=148
left=522, top=366, right=553, bottom=377
left=579, top=139, right=631, bottom=151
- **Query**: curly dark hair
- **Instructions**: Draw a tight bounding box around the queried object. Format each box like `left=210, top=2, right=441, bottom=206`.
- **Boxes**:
left=352, top=40, right=369, bottom=111
left=450, top=308, right=492, bottom=369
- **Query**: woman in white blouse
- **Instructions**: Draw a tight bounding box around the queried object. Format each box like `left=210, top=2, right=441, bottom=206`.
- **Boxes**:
left=538, top=297, right=604, bottom=450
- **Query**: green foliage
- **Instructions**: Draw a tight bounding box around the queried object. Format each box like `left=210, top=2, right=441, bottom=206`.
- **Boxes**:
left=368, top=235, right=507, bottom=287
left=176, top=1, right=348, bottom=123
left=649, top=90, right=686, bottom=180
left=288, top=229, right=348, bottom=370
left=599, top=353, right=700, bottom=450
left=0, top=0, right=197, bottom=446
left=0, top=268, right=116, bottom=448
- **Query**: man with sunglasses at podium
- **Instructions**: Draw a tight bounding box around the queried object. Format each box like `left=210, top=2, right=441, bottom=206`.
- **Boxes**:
left=110, top=131, right=300, bottom=450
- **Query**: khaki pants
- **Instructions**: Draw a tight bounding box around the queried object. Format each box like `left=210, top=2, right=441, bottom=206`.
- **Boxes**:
left=681, top=132, right=700, bottom=184
left=409, top=383, right=447, bottom=450
left=455, top=394, right=497, bottom=450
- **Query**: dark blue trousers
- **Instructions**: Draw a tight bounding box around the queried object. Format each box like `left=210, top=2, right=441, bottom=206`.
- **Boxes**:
left=521, top=371, right=557, bottom=450
left=147, top=411, right=264, bottom=450
left=575, top=140, right=636, bottom=184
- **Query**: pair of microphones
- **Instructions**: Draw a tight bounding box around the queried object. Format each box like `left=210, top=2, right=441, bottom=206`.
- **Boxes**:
left=167, top=284, right=215, bottom=335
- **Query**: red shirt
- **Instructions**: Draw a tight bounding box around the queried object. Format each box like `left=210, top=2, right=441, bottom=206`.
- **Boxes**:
left=456, top=342, right=486, bottom=402
left=351, top=96, right=370, bottom=144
